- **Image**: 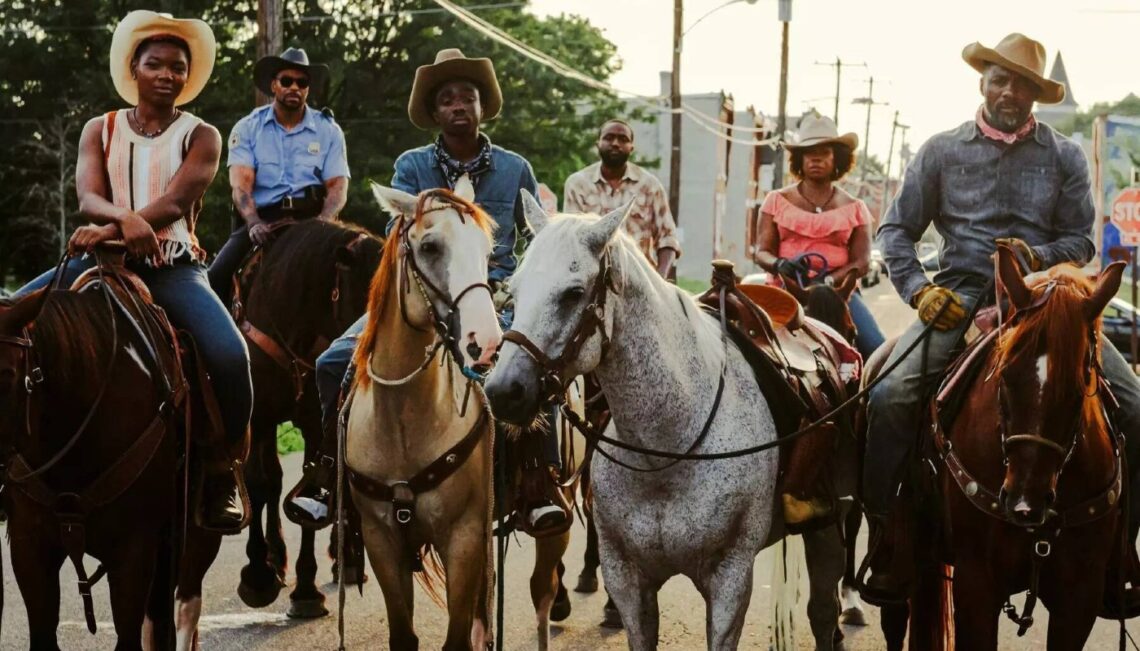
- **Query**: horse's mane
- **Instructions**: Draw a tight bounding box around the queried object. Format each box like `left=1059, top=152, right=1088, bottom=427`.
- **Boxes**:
left=32, top=290, right=118, bottom=390
left=250, top=220, right=380, bottom=323
left=995, top=264, right=1101, bottom=417
left=802, top=286, right=851, bottom=340
left=353, top=190, right=494, bottom=386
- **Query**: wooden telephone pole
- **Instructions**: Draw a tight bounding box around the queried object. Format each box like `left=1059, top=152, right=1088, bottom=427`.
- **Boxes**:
left=669, top=0, right=683, bottom=225
left=813, top=57, right=866, bottom=125
left=256, top=0, right=283, bottom=106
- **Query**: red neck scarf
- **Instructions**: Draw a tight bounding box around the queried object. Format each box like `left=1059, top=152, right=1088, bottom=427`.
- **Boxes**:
left=976, top=106, right=1036, bottom=145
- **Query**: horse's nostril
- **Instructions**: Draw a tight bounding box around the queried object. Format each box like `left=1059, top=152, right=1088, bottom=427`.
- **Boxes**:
left=466, top=341, right=482, bottom=360
left=506, top=380, right=525, bottom=402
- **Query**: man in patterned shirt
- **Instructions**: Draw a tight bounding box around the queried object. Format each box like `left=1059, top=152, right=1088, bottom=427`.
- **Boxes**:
left=563, top=119, right=681, bottom=277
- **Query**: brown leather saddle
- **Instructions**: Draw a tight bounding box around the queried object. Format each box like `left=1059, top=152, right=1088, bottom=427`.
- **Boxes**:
left=697, top=260, right=848, bottom=436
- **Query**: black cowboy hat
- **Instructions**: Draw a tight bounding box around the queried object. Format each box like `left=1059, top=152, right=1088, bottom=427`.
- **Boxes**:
left=254, top=47, right=329, bottom=96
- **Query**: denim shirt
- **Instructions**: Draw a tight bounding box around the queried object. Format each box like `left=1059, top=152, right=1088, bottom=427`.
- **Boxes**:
left=878, top=119, right=1095, bottom=305
left=389, top=143, right=538, bottom=284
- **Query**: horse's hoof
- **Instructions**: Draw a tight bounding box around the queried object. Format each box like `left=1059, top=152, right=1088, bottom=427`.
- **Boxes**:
left=574, top=573, right=598, bottom=593
left=237, top=575, right=284, bottom=609
left=551, top=590, right=572, bottom=622
left=287, top=596, right=330, bottom=619
left=839, top=606, right=867, bottom=627
left=332, top=561, right=369, bottom=586
left=599, top=604, right=623, bottom=629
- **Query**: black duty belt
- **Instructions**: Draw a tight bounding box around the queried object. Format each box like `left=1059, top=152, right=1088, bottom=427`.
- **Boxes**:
left=257, top=184, right=327, bottom=221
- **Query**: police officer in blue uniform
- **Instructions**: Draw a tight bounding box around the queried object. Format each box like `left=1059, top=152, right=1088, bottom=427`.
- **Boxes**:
left=207, top=47, right=350, bottom=303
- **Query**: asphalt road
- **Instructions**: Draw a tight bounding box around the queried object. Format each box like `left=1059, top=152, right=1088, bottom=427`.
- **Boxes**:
left=3, top=280, right=1139, bottom=649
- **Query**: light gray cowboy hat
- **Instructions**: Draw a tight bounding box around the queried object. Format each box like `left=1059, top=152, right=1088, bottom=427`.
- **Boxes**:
left=962, top=33, right=1065, bottom=105
left=109, top=10, right=216, bottom=107
left=254, top=47, right=329, bottom=96
left=784, top=115, right=859, bottom=151
left=408, top=48, right=503, bottom=130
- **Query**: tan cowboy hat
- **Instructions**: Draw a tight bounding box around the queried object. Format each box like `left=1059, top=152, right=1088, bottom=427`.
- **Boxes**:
left=962, top=33, right=1065, bottom=104
left=784, top=115, right=858, bottom=151
left=408, top=48, right=503, bottom=130
left=109, top=10, right=216, bottom=107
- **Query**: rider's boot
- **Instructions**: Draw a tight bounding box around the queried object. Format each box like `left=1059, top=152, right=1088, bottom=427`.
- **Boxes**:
left=284, top=418, right=338, bottom=530
left=857, top=512, right=913, bottom=606
left=198, top=460, right=251, bottom=534
left=521, top=464, right=572, bottom=537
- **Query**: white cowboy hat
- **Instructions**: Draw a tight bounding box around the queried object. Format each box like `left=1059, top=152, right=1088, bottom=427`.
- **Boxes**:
left=109, top=10, right=216, bottom=107
left=962, top=33, right=1065, bottom=105
left=408, top=48, right=502, bottom=130
left=784, top=115, right=859, bottom=151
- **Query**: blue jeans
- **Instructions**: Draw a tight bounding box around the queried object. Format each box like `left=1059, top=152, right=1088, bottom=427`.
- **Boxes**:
left=849, top=290, right=885, bottom=359
left=317, top=313, right=562, bottom=467
left=18, top=257, right=253, bottom=447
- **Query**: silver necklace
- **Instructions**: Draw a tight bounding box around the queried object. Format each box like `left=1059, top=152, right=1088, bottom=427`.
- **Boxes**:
left=132, top=107, right=179, bottom=138
left=797, top=182, right=836, bottom=213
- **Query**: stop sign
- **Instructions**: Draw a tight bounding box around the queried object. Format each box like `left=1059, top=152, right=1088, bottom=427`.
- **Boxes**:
left=1112, top=187, right=1140, bottom=245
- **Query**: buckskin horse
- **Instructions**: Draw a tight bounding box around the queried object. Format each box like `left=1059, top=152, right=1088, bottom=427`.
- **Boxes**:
left=0, top=251, right=224, bottom=650
left=901, top=246, right=1128, bottom=650
left=230, top=219, right=382, bottom=617
left=345, top=178, right=573, bottom=650
left=487, top=196, right=858, bottom=650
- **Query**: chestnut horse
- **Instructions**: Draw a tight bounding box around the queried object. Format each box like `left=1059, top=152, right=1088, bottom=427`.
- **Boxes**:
left=0, top=260, right=222, bottom=650
left=912, top=246, right=1127, bottom=649
left=233, top=220, right=382, bottom=618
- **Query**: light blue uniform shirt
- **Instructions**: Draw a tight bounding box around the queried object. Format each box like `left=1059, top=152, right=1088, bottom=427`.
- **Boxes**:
left=227, top=104, right=350, bottom=208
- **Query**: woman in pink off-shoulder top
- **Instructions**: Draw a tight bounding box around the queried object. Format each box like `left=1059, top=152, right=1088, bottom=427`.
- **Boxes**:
left=753, top=115, right=884, bottom=357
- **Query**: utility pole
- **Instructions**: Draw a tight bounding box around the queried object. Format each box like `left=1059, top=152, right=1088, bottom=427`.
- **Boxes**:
left=668, top=0, right=683, bottom=226
left=813, top=57, right=865, bottom=125
left=853, top=77, right=888, bottom=185
left=882, top=111, right=902, bottom=220
left=772, top=0, right=792, bottom=189
left=257, top=0, right=283, bottom=106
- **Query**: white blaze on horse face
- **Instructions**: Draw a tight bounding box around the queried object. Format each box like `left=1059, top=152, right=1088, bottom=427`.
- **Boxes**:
left=1036, top=354, right=1049, bottom=397
left=438, top=207, right=500, bottom=368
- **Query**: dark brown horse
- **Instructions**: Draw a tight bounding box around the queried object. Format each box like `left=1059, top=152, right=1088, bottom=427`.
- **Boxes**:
left=232, top=220, right=382, bottom=618
left=906, top=248, right=1127, bottom=650
left=0, top=261, right=223, bottom=650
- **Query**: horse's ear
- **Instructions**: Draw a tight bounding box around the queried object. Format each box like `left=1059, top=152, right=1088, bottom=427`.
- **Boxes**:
left=371, top=182, right=418, bottom=219
left=784, top=275, right=809, bottom=303
left=996, top=243, right=1032, bottom=310
left=835, top=269, right=859, bottom=301
left=0, top=288, right=47, bottom=333
left=1086, top=261, right=1126, bottom=321
left=454, top=174, right=475, bottom=202
left=520, top=189, right=550, bottom=235
left=585, top=201, right=632, bottom=254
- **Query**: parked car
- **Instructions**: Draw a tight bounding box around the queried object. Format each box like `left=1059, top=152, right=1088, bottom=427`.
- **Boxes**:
left=1101, top=297, right=1140, bottom=364
left=871, top=248, right=887, bottom=277
left=861, top=259, right=882, bottom=288
left=742, top=271, right=769, bottom=286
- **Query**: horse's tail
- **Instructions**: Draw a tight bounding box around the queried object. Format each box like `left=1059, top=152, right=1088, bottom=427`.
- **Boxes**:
left=911, top=560, right=954, bottom=651
left=767, top=534, right=807, bottom=650
left=414, top=544, right=447, bottom=608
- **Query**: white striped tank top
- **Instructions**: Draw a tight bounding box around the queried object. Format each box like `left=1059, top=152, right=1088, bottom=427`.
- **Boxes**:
left=101, top=110, right=207, bottom=267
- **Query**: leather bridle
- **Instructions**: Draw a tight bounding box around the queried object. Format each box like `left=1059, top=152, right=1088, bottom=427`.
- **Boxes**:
left=500, top=251, right=614, bottom=402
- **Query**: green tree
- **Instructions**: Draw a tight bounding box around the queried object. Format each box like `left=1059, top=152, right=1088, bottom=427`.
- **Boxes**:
left=0, top=0, right=633, bottom=284
left=1053, top=93, right=1140, bottom=138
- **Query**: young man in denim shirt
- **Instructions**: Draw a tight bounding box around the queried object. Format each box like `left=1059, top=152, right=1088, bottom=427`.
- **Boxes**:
left=285, top=49, right=570, bottom=536
left=861, top=34, right=1140, bottom=615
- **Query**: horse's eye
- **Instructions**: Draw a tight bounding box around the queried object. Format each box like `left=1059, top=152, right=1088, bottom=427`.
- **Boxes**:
left=561, top=287, right=585, bottom=304
left=419, top=240, right=440, bottom=256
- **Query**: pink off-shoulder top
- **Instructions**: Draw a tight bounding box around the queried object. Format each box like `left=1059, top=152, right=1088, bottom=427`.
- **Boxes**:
left=760, top=191, right=870, bottom=273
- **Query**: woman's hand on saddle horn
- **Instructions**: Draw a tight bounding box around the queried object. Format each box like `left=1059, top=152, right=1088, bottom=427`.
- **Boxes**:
left=68, top=223, right=121, bottom=255
left=118, top=211, right=161, bottom=260
left=775, top=257, right=809, bottom=280
left=914, top=284, right=967, bottom=331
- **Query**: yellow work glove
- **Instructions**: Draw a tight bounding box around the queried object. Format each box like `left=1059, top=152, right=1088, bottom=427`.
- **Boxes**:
left=995, top=237, right=1041, bottom=272
left=913, top=284, right=967, bottom=331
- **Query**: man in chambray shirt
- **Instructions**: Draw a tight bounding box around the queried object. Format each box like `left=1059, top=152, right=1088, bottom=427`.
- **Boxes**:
left=861, top=33, right=1140, bottom=616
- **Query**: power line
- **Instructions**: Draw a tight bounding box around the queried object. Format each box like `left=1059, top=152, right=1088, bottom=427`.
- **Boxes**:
left=0, top=2, right=527, bottom=34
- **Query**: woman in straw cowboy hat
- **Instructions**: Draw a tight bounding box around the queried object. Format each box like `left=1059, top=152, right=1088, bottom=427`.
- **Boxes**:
left=753, top=114, right=885, bottom=359
left=15, top=10, right=251, bottom=533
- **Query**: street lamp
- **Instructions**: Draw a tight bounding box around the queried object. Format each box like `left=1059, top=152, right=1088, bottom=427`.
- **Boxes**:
left=683, top=0, right=759, bottom=36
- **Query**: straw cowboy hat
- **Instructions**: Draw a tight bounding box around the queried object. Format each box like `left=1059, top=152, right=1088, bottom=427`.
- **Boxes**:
left=408, top=48, right=503, bottom=130
left=784, top=115, right=859, bottom=151
left=109, top=10, right=216, bottom=107
left=962, top=33, right=1065, bottom=104
left=254, top=47, right=329, bottom=97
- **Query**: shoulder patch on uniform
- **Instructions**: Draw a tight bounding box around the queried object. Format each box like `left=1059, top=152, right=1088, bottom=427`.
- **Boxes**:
left=228, top=131, right=240, bottom=148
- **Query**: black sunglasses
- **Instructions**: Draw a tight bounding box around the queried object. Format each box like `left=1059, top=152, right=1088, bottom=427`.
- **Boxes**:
left=276, top=75, right=310, bottom=89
